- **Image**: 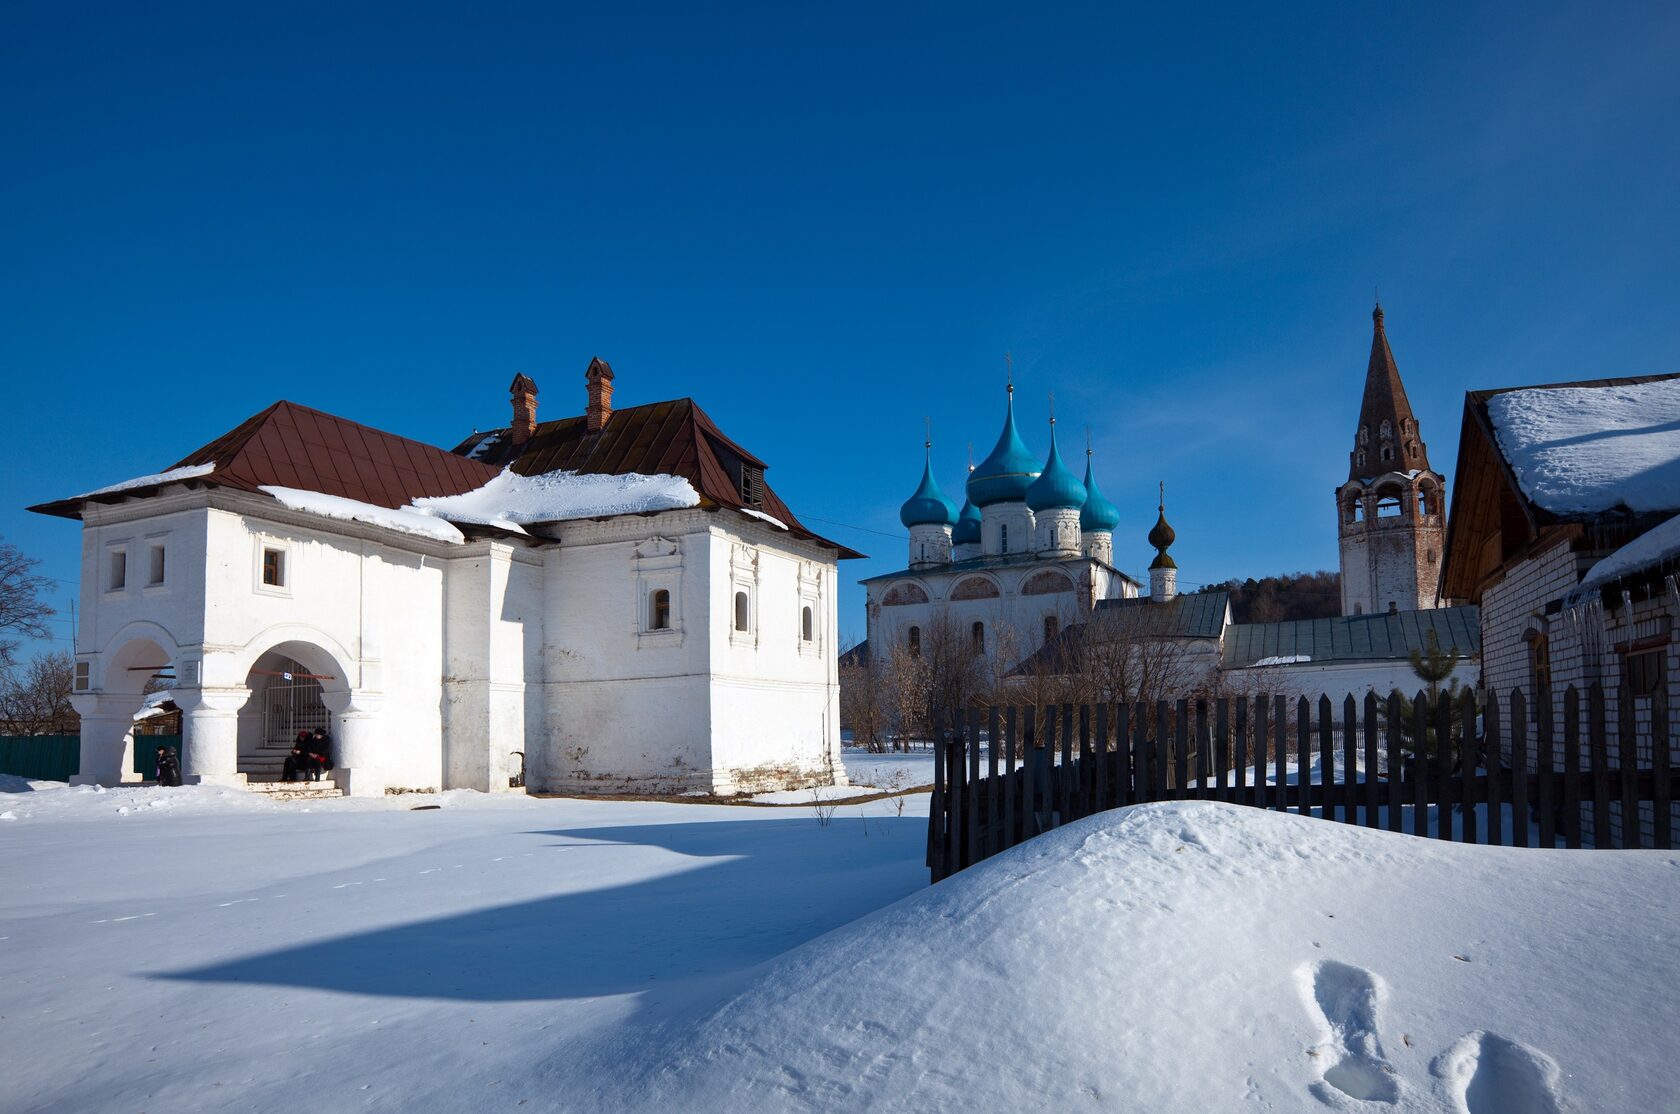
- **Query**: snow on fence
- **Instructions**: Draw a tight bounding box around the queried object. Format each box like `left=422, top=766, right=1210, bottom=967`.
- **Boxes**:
left=927, top=685, right=1676, bottom=882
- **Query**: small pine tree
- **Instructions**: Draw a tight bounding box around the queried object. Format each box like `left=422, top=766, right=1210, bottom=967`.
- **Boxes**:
left=1392, top=631, right=1468, bottom=764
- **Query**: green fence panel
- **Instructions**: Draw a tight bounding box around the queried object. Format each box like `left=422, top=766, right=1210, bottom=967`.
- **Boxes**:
left=133, top=735, right=182, bottom=780
left=0, top=735, right=81, bottom=782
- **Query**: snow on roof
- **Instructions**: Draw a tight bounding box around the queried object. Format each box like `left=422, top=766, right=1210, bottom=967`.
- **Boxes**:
left=1580, top=513, right=1680, bottom=592
left=411, top=468, right=700, bottom=530
left=260, top=486, right=466, bottom=544
left=1486, top=378, right=1680, bottom=516
left=463, top=433, right=501, bottom=461
left=740, top=507, right=788, bottom=530
left=73, top=463, right=216, bottom=500
left=1251, top=654, right=1312, bottom=667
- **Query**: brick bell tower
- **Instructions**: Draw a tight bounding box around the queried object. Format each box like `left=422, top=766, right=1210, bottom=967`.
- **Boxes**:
left=1337, top=304, right=1447, bottom=615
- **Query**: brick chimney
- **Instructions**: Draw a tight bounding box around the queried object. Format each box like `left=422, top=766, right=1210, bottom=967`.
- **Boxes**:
left=509, top=374, right=539, bottom=446
left=585, top=357, right=615, bottom=432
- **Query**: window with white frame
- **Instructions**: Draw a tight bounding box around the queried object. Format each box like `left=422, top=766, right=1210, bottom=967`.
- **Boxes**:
left=649, top=589, right=672, bottom=631
left=262, top=547, right=286, bottom=587
left=734, top=590, right=751, bottom=632
left=74, top=661, right=90, bottom=692
left=801, top=605, right=814, bottom=642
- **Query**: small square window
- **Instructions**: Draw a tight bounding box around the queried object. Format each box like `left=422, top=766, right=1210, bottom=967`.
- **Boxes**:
left=148, top=544, right=166, bottom=586
left=262, top=547, right=287, bottom=588
left=74, top=662, right=90, bottom=692
left=108, top=550, right=127, bottom=591
left=1624, top=650, right=1663, bottom=697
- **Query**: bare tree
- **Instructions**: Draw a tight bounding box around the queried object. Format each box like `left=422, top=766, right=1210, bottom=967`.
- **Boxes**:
left=838, top=639, right=890, bottom=753
left=0, top=539, right=54, bottom=671
left=0, top=650, right=77, bottom=735
left=882, top=640, right=931, bottom=751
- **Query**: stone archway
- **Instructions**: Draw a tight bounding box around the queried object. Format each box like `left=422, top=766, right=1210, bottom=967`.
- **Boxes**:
left=69, top=624, right=179, bottom=786
left=178, top=630, right=384, bottom=795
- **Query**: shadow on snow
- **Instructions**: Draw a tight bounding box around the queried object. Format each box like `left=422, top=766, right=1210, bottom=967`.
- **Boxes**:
left=157, top=815, right=921, bottom=1002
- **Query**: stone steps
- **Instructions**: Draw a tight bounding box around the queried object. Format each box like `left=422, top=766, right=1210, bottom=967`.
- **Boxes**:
left=243, top=778, right=343, bottom=801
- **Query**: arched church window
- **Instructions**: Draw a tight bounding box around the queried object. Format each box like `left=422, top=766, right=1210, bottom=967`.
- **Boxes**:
left=907, top=626, right=921, bottom=657
left=649, top=589, right=671, bottom=630
left=1042, top=616, right=1058, bottom=645
left=1000, top=524, right=1009, bottom=554
left=734, top=591, right=750, bottom=632
left=1359, top=426, right=1369, bottom=445
left=971, top=621, right=985, bottom=655
left=1380, top=445, right=1394, bottom=463
left=801, top=606, right=814, bottom=642
left=1380, top=419, right=1392, bottom=440
left=1376, top=493, right=1402, bottom=518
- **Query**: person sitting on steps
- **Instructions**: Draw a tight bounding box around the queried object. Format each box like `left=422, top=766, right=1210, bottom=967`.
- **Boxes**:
left=282, top=731, right=313, bottom=782
left=308, top=727, right=335, bottom=782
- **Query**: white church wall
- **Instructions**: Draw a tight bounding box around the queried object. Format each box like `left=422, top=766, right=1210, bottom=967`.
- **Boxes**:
left=198, top=501, right=451, bottom=791
left=538, top=511, right=716, bottom=791
left=442, top=541, right=543, bottom=792
left=707, top=522, right=842, bottom=793
left=1231, top=657, right=1481, bottom=711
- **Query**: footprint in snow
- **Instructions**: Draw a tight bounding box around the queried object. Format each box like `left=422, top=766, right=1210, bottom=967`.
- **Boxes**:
left=1434, top=1031, right=1564, bottom=1114
left=1297, top=960, right=1401, bottom=1105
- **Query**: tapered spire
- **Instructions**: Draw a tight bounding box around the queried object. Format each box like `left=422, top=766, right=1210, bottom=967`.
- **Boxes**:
left=1350, top=303, right=1430, bottom=480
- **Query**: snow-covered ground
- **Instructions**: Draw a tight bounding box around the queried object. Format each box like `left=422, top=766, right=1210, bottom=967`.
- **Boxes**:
left=0, top=780, right=928, bottom=1113
left=3, top=779, right=1675, bottom=1112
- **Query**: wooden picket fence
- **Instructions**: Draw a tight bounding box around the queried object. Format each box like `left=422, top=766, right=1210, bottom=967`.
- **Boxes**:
left=927, top=685, right=1677, bottom=882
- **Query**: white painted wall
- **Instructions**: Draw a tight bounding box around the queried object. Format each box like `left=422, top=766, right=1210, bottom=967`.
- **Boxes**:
left=67, top=489, right=846, bottom=798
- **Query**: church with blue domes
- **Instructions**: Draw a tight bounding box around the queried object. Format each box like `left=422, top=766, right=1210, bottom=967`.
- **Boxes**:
left=862, top=383, right=1144, bottom=673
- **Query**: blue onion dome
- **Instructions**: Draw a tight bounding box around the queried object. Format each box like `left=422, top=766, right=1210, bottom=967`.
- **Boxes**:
left=899, top=450, right=959, bottom=528
left=966, top=387, right=1041, bottom=507
left=1026, top=424, right=1087, bottom=512
left=1080, top=453, right=1121, bottom=532
left=952, top=496, right=982, bottom=545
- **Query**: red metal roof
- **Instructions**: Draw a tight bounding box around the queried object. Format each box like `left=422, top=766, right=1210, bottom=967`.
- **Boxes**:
left=452, top=396, right=862, bottom=558
left=30, top=401, right=499, bottom=519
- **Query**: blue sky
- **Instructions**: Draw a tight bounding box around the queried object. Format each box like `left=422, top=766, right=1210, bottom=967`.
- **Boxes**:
left=3, top=2, right=1678, bottom=656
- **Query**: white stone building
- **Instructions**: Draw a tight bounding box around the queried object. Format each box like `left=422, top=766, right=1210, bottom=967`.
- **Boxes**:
left=861, top=386, right=1140, bottom=674
left=31, top=363, right=858, bottom=797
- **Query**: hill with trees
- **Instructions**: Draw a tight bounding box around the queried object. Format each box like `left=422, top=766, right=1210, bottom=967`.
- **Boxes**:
left=1194, top=570, right=1340, bottom=624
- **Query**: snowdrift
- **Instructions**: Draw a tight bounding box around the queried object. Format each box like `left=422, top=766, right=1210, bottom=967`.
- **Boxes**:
left=570, top=801, right=1677, bottom=1113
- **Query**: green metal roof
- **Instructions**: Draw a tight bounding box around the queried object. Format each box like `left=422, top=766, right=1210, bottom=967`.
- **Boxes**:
left=1097, top=592, right=1231, bottom=639
left=1221, top=605, right=1481, bottom=669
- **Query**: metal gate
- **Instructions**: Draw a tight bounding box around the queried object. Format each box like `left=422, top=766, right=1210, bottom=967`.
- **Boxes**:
left=261, top=661, right=329, bottom=748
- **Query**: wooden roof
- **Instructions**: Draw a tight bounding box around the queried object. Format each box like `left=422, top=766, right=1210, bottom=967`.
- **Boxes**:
left=31, top=401, right=499, bottom=519
left=1438, top=373, right=1679, bottom=602
left=452, top=396, right=861, bottom=558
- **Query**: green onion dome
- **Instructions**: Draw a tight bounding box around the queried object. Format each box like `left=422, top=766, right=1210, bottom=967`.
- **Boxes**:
left=1080, top=455, right=1121, bottom=532
left=967, top=389, right=1041, bottom=507
left=1025, top=425, right=1087, bottom=512
left=952, top=496, right=982, bottom=545
left=899, top=452, right=959, bottom=528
